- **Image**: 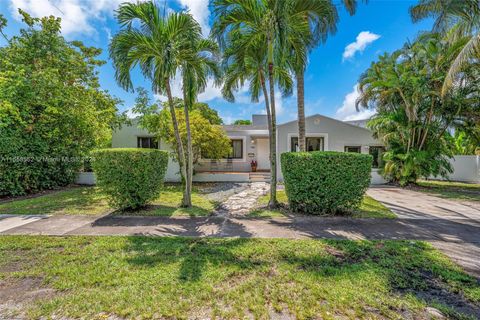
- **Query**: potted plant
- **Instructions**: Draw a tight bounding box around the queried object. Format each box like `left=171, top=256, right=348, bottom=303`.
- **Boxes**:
left=250, top=159, right=257, bottom=172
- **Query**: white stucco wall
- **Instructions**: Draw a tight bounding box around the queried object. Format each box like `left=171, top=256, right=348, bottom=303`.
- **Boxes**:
left=430, top=155, right=480, bottom=183
left=276, top=115, right=382, bottom=181
left=111, top=120, right=181, bottom=182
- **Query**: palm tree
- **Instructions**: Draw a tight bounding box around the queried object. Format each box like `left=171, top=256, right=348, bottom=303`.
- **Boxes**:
left=212, top=0, right=294, bottom=208
left=109, top=1, right=200, bottom=206
left=410, top=0, right=480, bottom=94
left=287, top=0, right=363, bottom=151
left=180, top=38, right=222, bottom=206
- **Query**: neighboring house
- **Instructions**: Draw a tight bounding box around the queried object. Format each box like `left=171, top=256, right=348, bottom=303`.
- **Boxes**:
left=111, top=114, right=386, bottom=183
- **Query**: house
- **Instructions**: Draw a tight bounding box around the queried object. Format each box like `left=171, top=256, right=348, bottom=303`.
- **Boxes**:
left=111, top=114, right=387, bottom=184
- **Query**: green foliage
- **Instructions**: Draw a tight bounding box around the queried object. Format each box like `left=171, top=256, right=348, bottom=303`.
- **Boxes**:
left=0, top=12, right=121, bottom=196
left=91, top=148, right=168, bottom=210
left=132, top=90, right=231, bottom=166
left=281, top=151, right=372, bottom=214
left=233, top=120, right=252, bottom=125
left=358, top=33, right=479, bottom=185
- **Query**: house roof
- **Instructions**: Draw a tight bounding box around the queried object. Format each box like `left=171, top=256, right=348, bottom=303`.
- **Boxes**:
left=222, top=124, right=268, bottom=131
left=276, top=113, right=372, bottom=132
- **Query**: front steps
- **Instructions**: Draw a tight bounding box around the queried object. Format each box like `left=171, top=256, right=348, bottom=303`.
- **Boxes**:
left=249, top=171, right=271, bottom=182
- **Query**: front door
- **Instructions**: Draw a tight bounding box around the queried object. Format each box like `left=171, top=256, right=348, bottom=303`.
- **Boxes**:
left=256, top=138, right=270, bottom=170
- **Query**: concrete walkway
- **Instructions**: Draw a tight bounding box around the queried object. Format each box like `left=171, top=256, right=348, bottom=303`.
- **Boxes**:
left=1, top=185, right=479, bottom=276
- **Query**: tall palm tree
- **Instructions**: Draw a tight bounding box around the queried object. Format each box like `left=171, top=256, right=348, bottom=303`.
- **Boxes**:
left=410, top=0, right=480, bottom=94
left=180, top=38, right=222, bottom=206
left=109, top=1, right=200, bottom=206
left=287, top=0, right=362, bottom=152
left=212, top=0, right=294, bottom=208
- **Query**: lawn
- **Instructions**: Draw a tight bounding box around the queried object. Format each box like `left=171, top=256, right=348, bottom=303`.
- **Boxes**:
left=415, top=180, right=480, bottom=202
left=0, top=236, right=478, bottom=319
left=250, top=190, right=396, bottom=218
left=0, top=185, right=215, bottom=217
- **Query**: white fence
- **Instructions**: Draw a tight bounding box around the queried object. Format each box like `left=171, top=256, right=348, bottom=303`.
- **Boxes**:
left=430, top=155, right=480, bottom=183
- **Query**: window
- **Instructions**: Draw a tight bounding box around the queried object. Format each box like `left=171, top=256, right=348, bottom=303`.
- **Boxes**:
left=369, top=146, right=385, bottom=168
left=344, top=146, right=361, bottom=153
left=227, top=139, right=243, bottom=159
left=137, top=137, right=158, bottom=149
left=290, top=137, right=324, bottom=152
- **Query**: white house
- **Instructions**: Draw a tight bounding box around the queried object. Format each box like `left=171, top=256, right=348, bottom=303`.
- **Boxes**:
left=111, top=114, right=387, bottom=184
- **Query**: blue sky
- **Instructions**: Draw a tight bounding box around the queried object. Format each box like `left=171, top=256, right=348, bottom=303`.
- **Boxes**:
left=0, top=0, right=433, bottom=124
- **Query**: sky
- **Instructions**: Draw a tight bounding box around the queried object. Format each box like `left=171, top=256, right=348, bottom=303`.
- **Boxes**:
left=0, top=0, right=434, bottom=124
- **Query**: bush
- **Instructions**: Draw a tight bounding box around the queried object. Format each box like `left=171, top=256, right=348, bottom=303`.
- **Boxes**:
left=0, top=13, right=120, bottom=196
left=281, top=151, right=372, bottom=214
left=92, top=148, right=168, bottom=210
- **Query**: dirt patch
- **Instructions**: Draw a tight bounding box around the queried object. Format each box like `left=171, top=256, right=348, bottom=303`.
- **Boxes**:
left=398, top=270, right=480, bottom=318
left=0, top=276, right=57, bottom=319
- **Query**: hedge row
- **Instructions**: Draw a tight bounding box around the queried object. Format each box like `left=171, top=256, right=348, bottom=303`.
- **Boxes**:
left=281, top=151, right=372, bottom=214
left=92, top=148, right=168, bottom=210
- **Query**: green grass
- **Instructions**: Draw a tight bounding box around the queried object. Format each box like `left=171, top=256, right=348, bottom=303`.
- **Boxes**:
left=0, top=187, right=109, bottom=216
left=0, top=185, right=215, bottom=217
left=250, top=190, right=395, bottom=218
left=415, top=180, right=480, bottom=202
left=0, top=236, right=478, bottom=319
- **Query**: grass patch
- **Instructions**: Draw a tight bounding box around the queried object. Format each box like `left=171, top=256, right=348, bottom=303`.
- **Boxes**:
left=415, top=180, right=480, bottom=202
left=0, top=236, right=478, bottom=319
left=0, top=187, right=109, bottom=216
left=251, top=190, right=395, bottom=218
left=0, top=185, right=215, bottom=217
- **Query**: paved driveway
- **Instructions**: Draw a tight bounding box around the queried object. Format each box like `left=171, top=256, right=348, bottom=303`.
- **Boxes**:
left=1, top=186, right=479, bottom=276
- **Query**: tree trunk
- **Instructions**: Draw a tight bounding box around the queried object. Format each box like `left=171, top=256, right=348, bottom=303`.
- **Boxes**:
left=260, top=70, right=272, bottom=142
left=165, top=79, right=187, bottom=190
left=296, top=69, right=306, bottom=152
left=267, top=62, right=277, bottom=208
left=182, top=97, right=193, bottom=207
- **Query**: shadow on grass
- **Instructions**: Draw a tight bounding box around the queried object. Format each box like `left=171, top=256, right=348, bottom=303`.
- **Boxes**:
left=122, top=237, right=480, bottom=318
left=110, top=204, right=211, bottom=218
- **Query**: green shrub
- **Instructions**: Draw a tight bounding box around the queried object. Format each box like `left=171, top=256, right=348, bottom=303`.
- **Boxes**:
left=281, top=151, right=372, bottom=214
left=92, top=148, right=168, bottom=210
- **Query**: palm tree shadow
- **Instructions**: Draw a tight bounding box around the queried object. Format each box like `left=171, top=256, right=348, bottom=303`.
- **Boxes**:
left=124, top=237, right=264, bottom=282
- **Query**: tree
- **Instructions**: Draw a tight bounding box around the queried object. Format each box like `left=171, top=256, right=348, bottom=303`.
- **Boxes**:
left=110, top=2, right=216, bottom=207
left=286, top=0, right=362, bottom=152
left=357, top=33, right=479, bottom=185
left=132, top=90, right=231, bottom=167
left=0, top=11, right=121, bottom=196
left=410, top=0, right=480, bottom=94
left=179, top=36, right=221, bottom=206
left=213, top=0, right=294, bottom=208
left=233, top=120, right=252, bottom=125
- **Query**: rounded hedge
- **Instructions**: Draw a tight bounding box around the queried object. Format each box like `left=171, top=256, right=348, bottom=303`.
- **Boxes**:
left=281, top=151, right=372, bottom=214
left=91, top=148, right=169, bottom=210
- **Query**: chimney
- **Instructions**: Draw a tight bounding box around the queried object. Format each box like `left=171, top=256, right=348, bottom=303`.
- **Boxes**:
left=252, top=114, right=267, bottom=126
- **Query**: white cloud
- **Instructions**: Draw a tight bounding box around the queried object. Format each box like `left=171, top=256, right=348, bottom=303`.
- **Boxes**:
left=198, top=79, right=222, bottom=102
left=177, top=0, right=210, bottom=36
left=343, top=31, right=380, bottom=60
left=125, top=107, right=141, bottom=119
left=335, top=84, right=376, bottom=121
left=8, top=0, right=135, bottom=37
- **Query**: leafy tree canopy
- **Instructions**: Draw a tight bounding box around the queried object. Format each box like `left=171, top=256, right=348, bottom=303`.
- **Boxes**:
left=357, top=33, right=479, bottom=185
left=132, top=89, right=230, bottom=165
left=0, top=11, right=122, bottom=195
left=233, top=120, right=252, bottom=125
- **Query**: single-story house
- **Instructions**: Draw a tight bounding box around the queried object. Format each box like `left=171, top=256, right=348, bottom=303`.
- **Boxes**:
left=111, top=114, right=387, bottom=184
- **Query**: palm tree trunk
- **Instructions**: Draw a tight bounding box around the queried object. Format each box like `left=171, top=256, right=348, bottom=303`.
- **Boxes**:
left=182, top=98, right=193, bottom=208
left=296, top=69, right=306, bottom=152
left=267, top=62, right=277, bottom=208
left=165, top=79, right=187, bottom=189
left=260, top=70, right=272, bottom=139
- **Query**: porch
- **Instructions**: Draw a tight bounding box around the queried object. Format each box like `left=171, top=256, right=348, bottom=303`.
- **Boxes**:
left=193, top=170, right=271, bottom=183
